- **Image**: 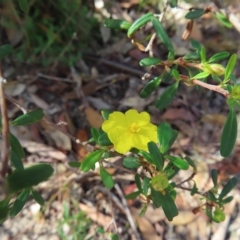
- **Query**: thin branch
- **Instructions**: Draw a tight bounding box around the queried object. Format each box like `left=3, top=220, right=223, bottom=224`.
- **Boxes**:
left=0, top=71, right=10, bottom=179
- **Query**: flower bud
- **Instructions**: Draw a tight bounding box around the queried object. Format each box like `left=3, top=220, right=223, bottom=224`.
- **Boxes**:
left=202, top=63, right=225, bottom=76
left=231, top=84, right=240, bottom=99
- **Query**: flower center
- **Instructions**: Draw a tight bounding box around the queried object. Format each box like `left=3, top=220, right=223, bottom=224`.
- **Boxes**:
left=128, top=123, right=140, bottom=133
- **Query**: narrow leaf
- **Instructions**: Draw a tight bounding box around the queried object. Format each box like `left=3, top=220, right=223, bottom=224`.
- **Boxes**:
left=219, top=177, right=237, bottom=199
left=10, top=150, right=24, bottom=170
left=208, top=51, right=230, bottom=63
left=123, top=157, right=141, bottom=169
left=139, top=57, right=161, bottom=66
left=166, top=156, right=189, bottom=170
left=200, top=46, right=206, bottom=63
left=91, top=127, right=100, bottom=143
left=169, top=0, right=178, bottom=8
left=192, top=71, right=209, bottom=79
left=68, top=161, right=81, bottom=168
left=158, top=122, right=178, bottom=153
left=155, top=81, right=179, bottom=110
left=11, top=109, right=44, bottom=126
left=10, top=188, right=30, bottom=216
left=7, top=164, right=54, bottom=193
left=98, top=132, right=112, bottom=146
left=125, top=191, right=141, bottom=199
left=100, top=167, right=114, bottom=189
left=31, top=189, right=45, bottom=205
left=211, top=169, right=218, bottom=188
left=127, top=13, right=153, bottom=37
left=224, top=54, right=237, bottom=82
left=185, top=9, right=205, bottom=19
left=216, top=12, right=232, bottom=28
left=135, top=174, right=142, bottom=192
left=220, top=109, right=237, bottom=157
left=147, top=142, right=164, bottom=170
left=140, top=76, right=162, bottom=98
left=9, top=133, right=25, bottom=158
left=152, top=17, right=175, bottom=59
left=104, top=19, right=131, bottom=30
left=191, top=40, right=202, bottom=51
left=81, top=150, right=105, bottom=172
left=101, top=109, right=112, bottom=120
left=18, top=0, right=28, bottom=12
left=142, top=177, right=151, bottom=196
left=184, top=156, right=197, bottom=172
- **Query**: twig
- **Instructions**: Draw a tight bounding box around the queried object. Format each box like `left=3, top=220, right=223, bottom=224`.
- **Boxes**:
left=176, top=173, right=196, bottom=187
left=115, top=183, right=142, bottom=240
left=37, top=73, right=74, bottom=83
left=0, top=70, right=10, bottom=179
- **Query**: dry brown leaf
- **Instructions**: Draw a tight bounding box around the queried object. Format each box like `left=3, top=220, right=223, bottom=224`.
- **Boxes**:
left=20, top=140, right=67, bottom=161
left=85, top=106, right=104, bottom=128
left=79, top=203, right=112, bottom=227
left=162, top=108, right=196, bottom=121
left=201, top=114, right=226, bottom=126
left=135, top=216, right=160, bottom=240
left=75, top=129, right=88, bottom=159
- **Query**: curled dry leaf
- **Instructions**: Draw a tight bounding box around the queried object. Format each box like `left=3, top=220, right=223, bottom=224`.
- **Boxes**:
left=84, top=106, right=104, bottom=128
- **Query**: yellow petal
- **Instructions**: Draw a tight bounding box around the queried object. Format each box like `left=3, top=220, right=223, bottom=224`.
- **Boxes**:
left=102, top=112, right=127, bottom=132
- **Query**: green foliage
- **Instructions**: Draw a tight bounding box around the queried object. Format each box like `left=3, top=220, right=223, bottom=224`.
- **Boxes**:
left=11, top=109, right=44, bottom=126
left=216, top=12, right=232, bottom=28
left=7, top=163, right=54, bottom=193
left=0, top=44, right=14, bottom=59
left=140, top=76, right=162, bottom=98
left=80, top=150, right=105, bottom=172
left=220, top=108, right=237, bottom=157
left=57, top=202, right=91, bottom=240
left=185, top=9, right=205, bottom=19
left=100, top=167, right=114, bottom=189
left=147, top=142, right=164, bottom=170
left=123, top=157, right=141, bottom=168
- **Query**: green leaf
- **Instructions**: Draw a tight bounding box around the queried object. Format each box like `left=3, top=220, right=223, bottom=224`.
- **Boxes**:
left=142, top=177, right=151, bottom=196
left=9, top=133, right=25, bottom=158
left=163, top=68, right=174, bottom=82
left=192, top=71, right=209, bottom=79
left=166, top=156, right=189, bottom=170
left=31, top=189, right=44, bottom=205
left=68, top=161, right=81, bottom=168
left=216, top=12, right=232, bottom=28
left=183, top=52, right=200, bottom=61
left=81, top=150, right=105, bottom=172
left=11, top=109, right=44, bottom=126
left=208, top=51, right=230, bottom=63
left=155, top=81, right=179, bottom=110
left=184, top=156, right=197, bottom=172
left=185, top=9, right=205, bottom=19
left=220, top=196, right=233, bottom=204
left=207, top=191, right=217, bottom=201
left=10, top=150, right=24, bottom=170
left=123, top=157, right=141, bottom=169
left=127, top=13, right=153, bottom=37
left=151, top=186, right=162, bottom=208
left=135, top=174, right=142, bottom=192
left=200, top=46, right=206, bottom=63
left=0, top=44, right=14, bottom=59
left=91, top=127, right=100, bottom=143
left=98, top=132, right=112, bottom=146
left=220, top=109, right=237, bottom=157
left=110, top=234, right=119, bottom=240
left=169, top=0, right=178, bottom=8
left=140, top=76, right=162, bottom=98
left=163, top=162, right=180, bottom=179
left=139, top=150, right=155, bottom=165
left=190, top=181, right=198, bottom=196
left=152, top=16, right=175, bottom=59
left=147, top=141, right=164, bottom=170
left=211, top=169, right=218, bottom=188
left=151, top=173, right=169, bottom=191
left=212, top=208, right=225, bottom=223
left=7, top=164, right=54, bottom=193
left=96, top=227, right=105, bottom=234
left=224, top=54, right=237, bottom=82
left=18, top=0, right=28, bottom=12
left=100, top=167, right=114, bottom=189
left=10, top=188, right=30, bottom=217
left=158, top=122, right=178, bottom=153
left=139, top=57, right=161, bottom=66
left=125, top=191, right=141, bottom=199
left=219, top=177, right=237, bottom=200
left=101, top=109, right=112, bottom=120
left=191, top=40, right=202, bottom=51
left=0, top=200, right=9, bottom=223
left=104, top=19, right=131, bottom=30
left=139, top=204, right=148, bottom=216
left=153, top=188, right=178, bottom=221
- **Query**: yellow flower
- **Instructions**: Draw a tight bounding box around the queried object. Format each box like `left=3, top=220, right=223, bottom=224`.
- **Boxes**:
left=102, top=109, right=158, bottom=154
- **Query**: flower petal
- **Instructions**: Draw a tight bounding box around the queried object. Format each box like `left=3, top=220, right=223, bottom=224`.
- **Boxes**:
left=102, top=112, right=127, bottom=132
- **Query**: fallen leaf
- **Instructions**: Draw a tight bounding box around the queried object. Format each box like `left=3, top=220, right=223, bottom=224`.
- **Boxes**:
left=85, top=106, right=104, bottom=128
left=162, top=108, right=196, bottom=121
